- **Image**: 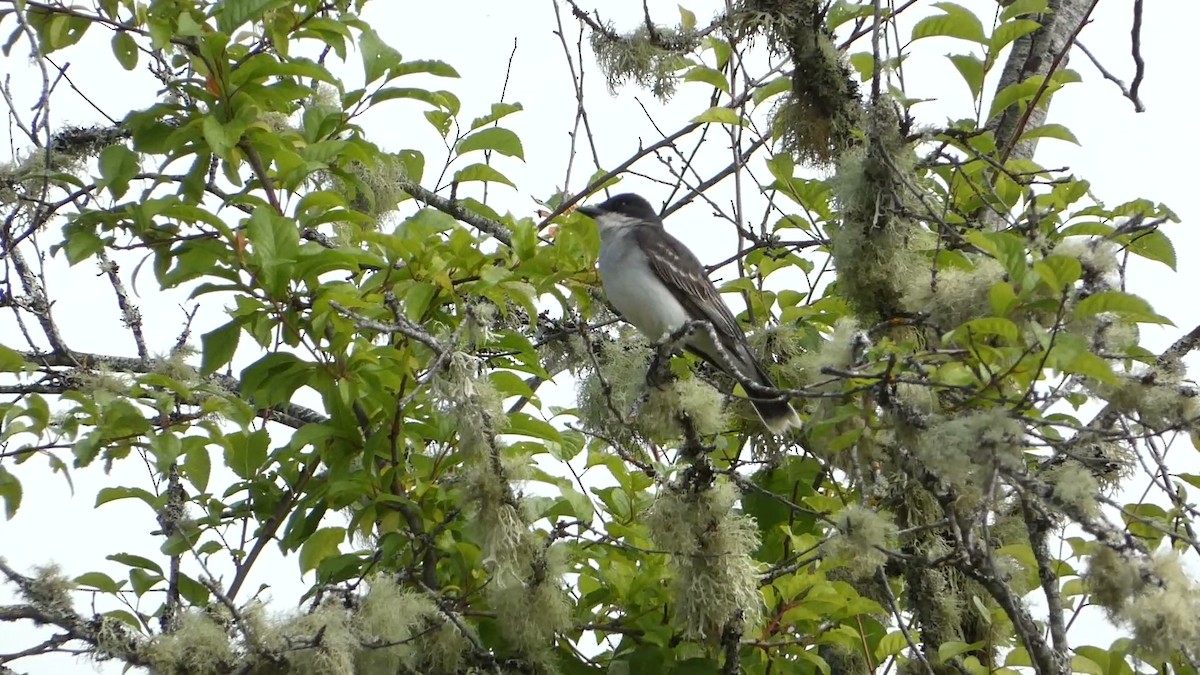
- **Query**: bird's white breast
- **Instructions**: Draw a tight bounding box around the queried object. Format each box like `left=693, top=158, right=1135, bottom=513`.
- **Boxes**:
left=598, top=227, right=690, bottom=341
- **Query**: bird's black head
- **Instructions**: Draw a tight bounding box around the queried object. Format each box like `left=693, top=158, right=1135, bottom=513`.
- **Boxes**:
left=577, top=193, right=660, bottom=223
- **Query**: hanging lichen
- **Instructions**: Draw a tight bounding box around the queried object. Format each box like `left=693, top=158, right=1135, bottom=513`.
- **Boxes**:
left=733, top=0, right=863, bottom=163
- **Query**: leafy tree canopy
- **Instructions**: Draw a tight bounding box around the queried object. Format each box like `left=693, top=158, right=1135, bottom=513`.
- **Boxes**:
left=0, top=1, right=1195, bottom=674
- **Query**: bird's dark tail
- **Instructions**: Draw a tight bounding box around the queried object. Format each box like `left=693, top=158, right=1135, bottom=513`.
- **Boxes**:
left=685, top=340, right=801, bottom=434
left=745, top=357, right=801, bottom=434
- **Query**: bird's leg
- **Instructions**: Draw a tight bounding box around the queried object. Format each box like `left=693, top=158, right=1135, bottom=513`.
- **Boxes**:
left=645, top=342, right=678, bottom=389
left=646, top=320, right=704, bottom=389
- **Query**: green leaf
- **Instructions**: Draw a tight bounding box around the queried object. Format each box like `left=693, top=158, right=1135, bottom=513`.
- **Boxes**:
left=453, top=163, right=515, bottom=187
left=246, top=207, right=300, bottom=297
left=766, top=153, right=794, bottom=182
left=875, top=631, right=910, bottom=661
left=990, top=19, right=1040, bottom=53
left=1020, top=123, right=1080, bottom=145
left=224, top=429, right=269, bottom=480
left=752, top=76, right=790, bottom=104
left=1123, top=229, right=1176, bottom=270
left=371, top=87, right=458, bottom=111
left=394, top=59, right=459, bottom=78
left=1006, top=647, right=1032, bottom=668
left=299, top=527, right=345, bottom=573
left=678, top=4, right=697, bottom=30
left=691, top=107, right=743, bottom=126
left=1071, top=655, right=1105, bottom=675
left=96, top=486, right=158, bottom=508
left=910, top=3, right=986, bottom=43
left=673, top=657, right=721, bottom=674
left=0, top=466, right=21, bottom=519
left=987, top=70, right=1079, bottom=122
left=424, top=109, right=453, bottom=136
left=953, top=317, right=1020, bottom=344
left=404, top=281, right=438, bottom=322
left=1178, top=474, right=1200, bottom=490
left=104, top=609, right=144, bottom=631
left=1060, top=221, right=1113, bottom=238
left=75, top=571, right=122, bottom=593
left=42, top=13, right=89, bottom=51
left=470, top=102, right=523, bottom=130
left=1034, top=254, right=1082, bottom=291
left=1001, top=0, right=1048, bottom=20
left=97, top=145, right=139, bottom=200
left=359, top=26, right=401, bottom=84
left=395, top=149, right=424, bottom=183
left=0, top=344, right=28, bottom=372
left=200, top=319, right=241, bottom=376
left=1062, top=350, right=1116, bottom=385
left=1074, top=291, right=1171, bottom=324
left=176, top=573, right=210, bottom=605
left=848, top=52, right=874, bottom=81
left=111, top=32, right=138, bottom=70
left=240, top=352, right=312, bottom=407
left=706, top=37, right=732, bottom=69
left=202, top=115, right=235, bottom=157
left=456, top=127, right=525, bottom=160
left=490, top=371, right=535, bottom=398
left=682, top=65, right=729, bottom=94
left=129, top=568, right=161, bottom=596
left=216, top=0, right=288, bottom=32
left=508, top=412, right=563, bottom=444
left=183, top=442, right=211, bottom=493
left=949, top=54, right=985, bottom=99
left=107, top=553, right=163, bottom=574
left=396, top=207, right=455, bottom=240
left=989, top=282, right=1019, bottom=316
left=937, top=641, right=985, bottom=664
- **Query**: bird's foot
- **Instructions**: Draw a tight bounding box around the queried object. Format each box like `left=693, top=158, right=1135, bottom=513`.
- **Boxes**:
left=645, top=351, right=679, bottom=390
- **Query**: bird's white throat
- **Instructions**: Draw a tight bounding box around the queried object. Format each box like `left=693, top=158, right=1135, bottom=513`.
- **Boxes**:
left=593, top=212, right=645, bottom=239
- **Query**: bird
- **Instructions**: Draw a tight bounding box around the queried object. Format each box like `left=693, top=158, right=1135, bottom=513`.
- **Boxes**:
left=576, top=193, right=801, bottom=434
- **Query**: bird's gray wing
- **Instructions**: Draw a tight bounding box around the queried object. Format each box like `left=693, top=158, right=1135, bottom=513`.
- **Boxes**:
left=632, top=225, right=747, bottom=348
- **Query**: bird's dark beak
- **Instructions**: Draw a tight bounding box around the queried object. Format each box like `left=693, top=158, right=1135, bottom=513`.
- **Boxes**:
left=576, top=205, right=602, bottom=219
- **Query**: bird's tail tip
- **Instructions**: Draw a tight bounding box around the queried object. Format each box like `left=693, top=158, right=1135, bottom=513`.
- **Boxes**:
left=754, top=400, right=802, bottom=435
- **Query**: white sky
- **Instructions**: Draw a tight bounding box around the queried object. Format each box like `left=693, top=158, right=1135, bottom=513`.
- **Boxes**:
left=2, top=1, right=1198, bottom=673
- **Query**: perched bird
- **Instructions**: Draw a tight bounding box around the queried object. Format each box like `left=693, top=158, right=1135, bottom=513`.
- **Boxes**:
left=577, top=193, right=801, bottom=433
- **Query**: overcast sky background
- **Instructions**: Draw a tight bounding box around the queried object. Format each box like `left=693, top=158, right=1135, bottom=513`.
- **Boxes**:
left=2, top=1, right=1198, bottom=673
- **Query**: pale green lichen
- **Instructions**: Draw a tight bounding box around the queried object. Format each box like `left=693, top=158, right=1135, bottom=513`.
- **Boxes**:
left=912, top=408, right=1024, bottom=501
left=900, top=257, right=1007, bottom=331
left=468, top=452, right=569, bottom=668
left=1042, top=461, right=1101, bottom=517
left=822, top=504, right=896, bottom=578
left=1053, top=238, right=1120, bottom=284
left=1093, top=317, right=1140, bottom=354
left=1084, top=547, right=1142, bottom=612
left=343, top=152, right=412, bottom=218
left=26, top=564, right=73, bottom=614
left=789, top=317, right=862, bottom=386
left=590, top=25, right=699, bottom=100
left=351, top=577, right=432, bottom=673
left=893, top=381, right=939, bottom=416
left=1086, top=549, right=1200, bottom=659
left=488, top=556, right=571, bottom=663
left=432, top=352, right=505, bottom=457
left=1102, top=370, right=1200, bottom=432
left=481, top=507, right=570, bottom=664
left=576, top=336, right=728, bottom=444
left=277, top=601, right=358, bottom=675
left=647, top=478, right=763, bottom=640
left=143, top=612, right=234, bottom=675
left=827, top=130, right=927, bottom=319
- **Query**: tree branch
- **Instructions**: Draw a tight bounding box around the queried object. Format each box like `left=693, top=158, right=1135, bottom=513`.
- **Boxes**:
left=13, top=350, right=329, bottom=428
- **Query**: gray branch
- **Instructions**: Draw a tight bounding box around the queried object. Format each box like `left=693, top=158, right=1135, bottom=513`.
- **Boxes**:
left=13, top=350, right=329, bottom=428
